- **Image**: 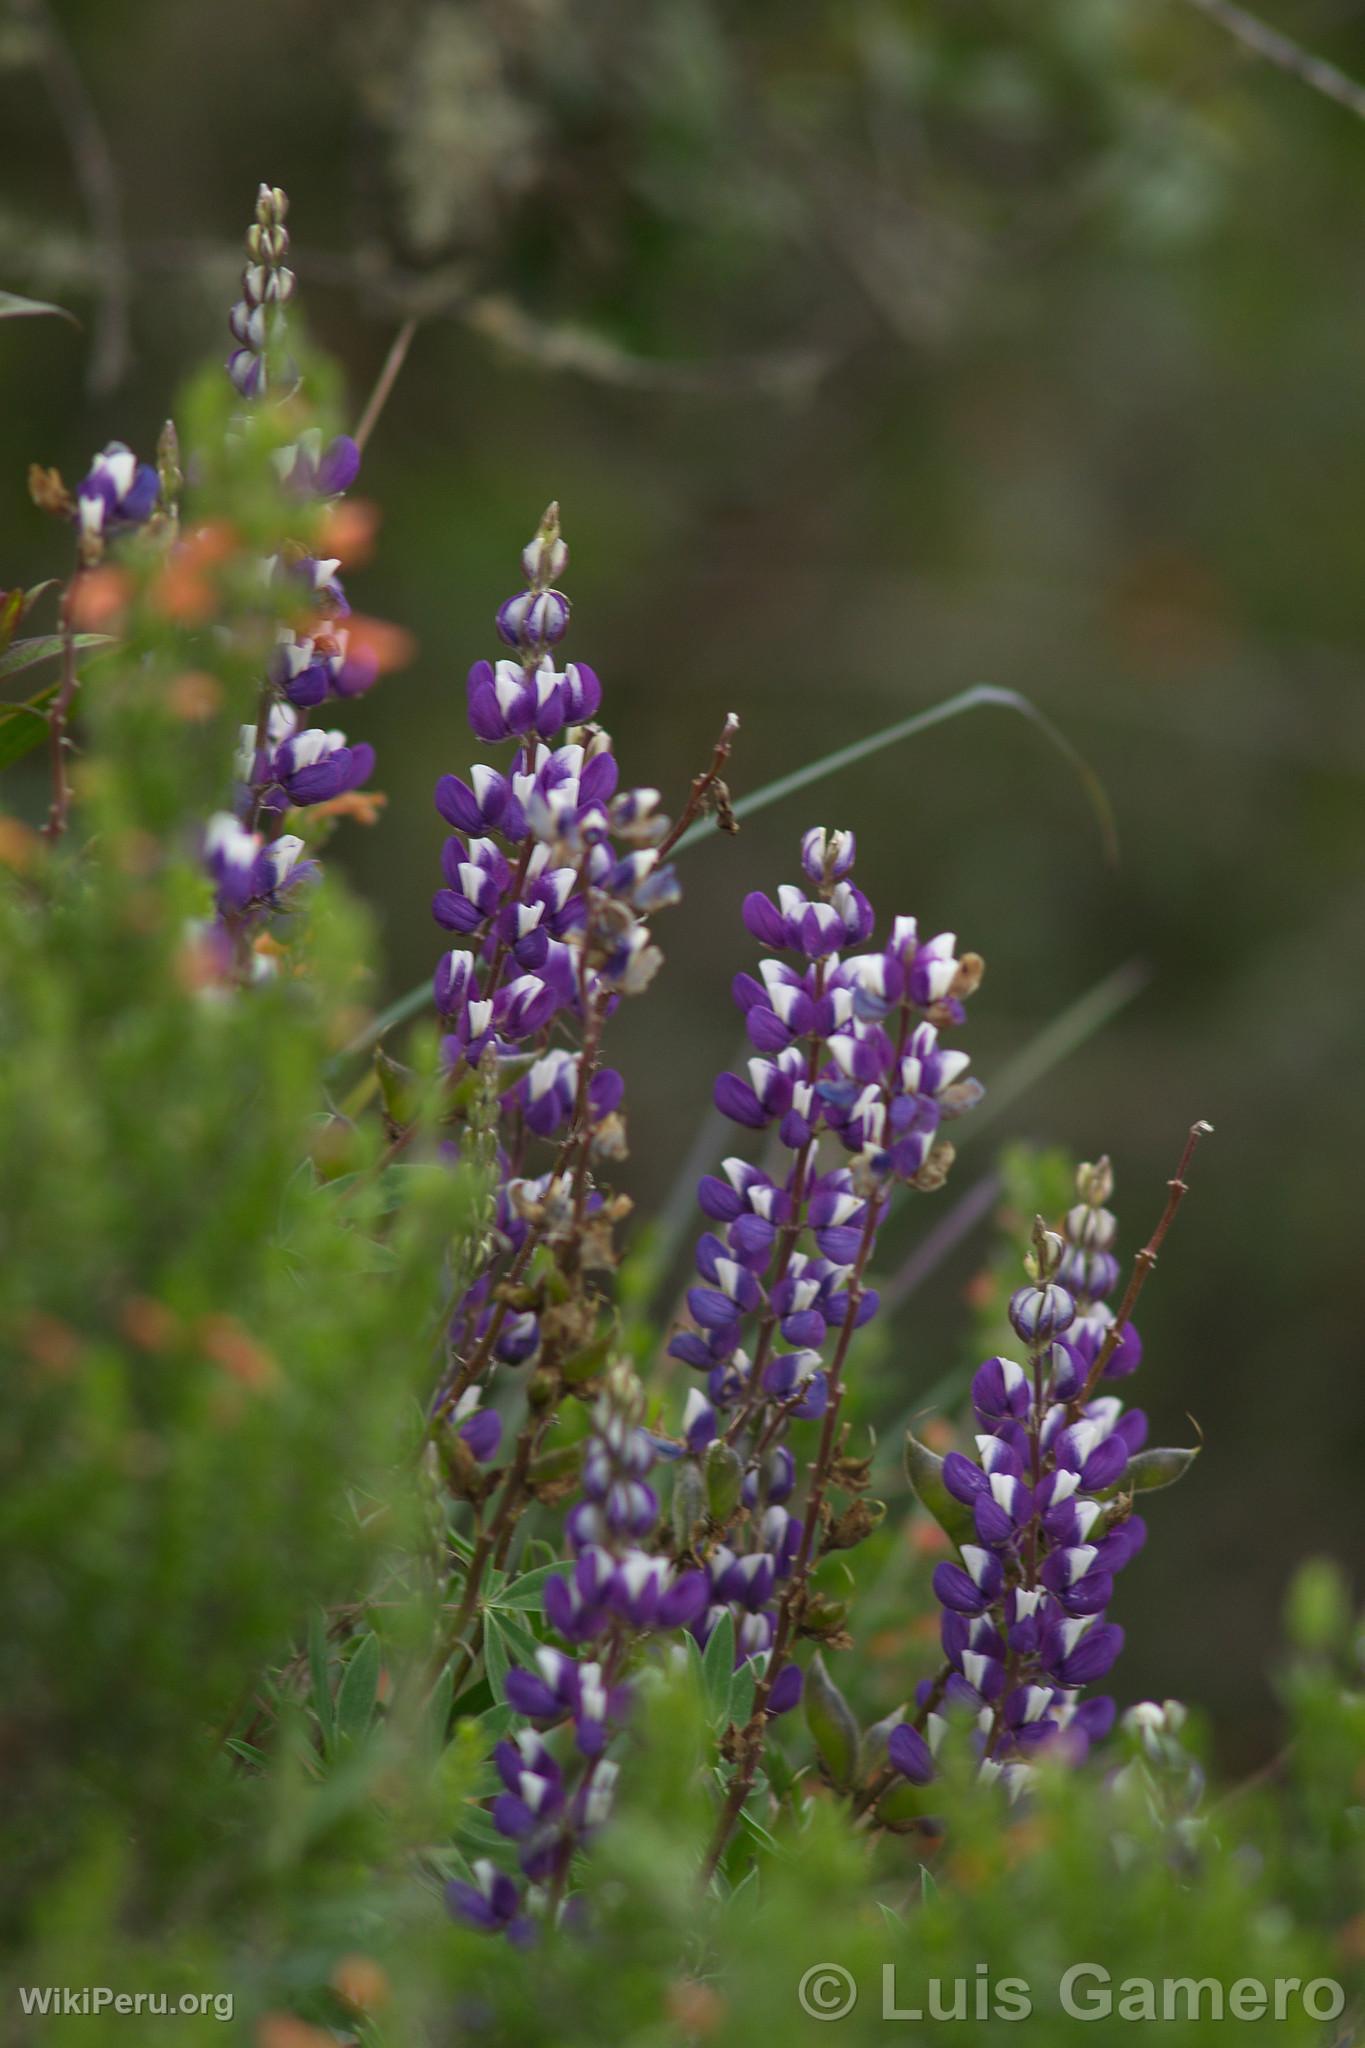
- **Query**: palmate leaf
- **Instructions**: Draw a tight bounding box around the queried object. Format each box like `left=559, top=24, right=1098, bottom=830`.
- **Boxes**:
left=333, top=684, right=1115, bottom=1067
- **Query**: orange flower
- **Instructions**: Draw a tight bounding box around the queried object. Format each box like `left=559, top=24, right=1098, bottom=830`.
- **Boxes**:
left=330, top=1955, right=390, bottom=2014
left=69, top=566, right=131, bottom=631
left=23, top=1312, right=83, bottom=1376
left=309, top=788, right=387, bottom=826
left=167, top=671, right=223, bottom=721
left=342, top=613, right=416, bottom=676
left=150, top=521, right=240, bottom=625
left=318, top=497, right=379, bottom=566
left=197, top=1313, right=279, bottom=1390
left=120, top=1296, right=182, bottom=1353
left=0, top=817, right=39, bottom=871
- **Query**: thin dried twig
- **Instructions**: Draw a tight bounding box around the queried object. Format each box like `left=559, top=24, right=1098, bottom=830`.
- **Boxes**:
left=1069, top=1119, right=1214, bottom=1414
left=353, top=317, right=419, bottom=455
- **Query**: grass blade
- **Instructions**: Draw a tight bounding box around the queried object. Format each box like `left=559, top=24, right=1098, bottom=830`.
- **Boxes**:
left=674, top=685, right=1117, bottom=861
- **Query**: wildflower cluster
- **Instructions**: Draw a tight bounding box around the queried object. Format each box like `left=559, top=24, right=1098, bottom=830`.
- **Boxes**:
left=430, top=512, right=722, bottom=1941
left=429, top=501, right=681, bottom=1413
left=4, top=164, right=1250, bottom=2011
left=669, top=832, right=984, bottom=1725
left=923, top=1159, right=1154, bottom=1795
left=204, top=185, right=378, bottom=973
left=448, top=1368, right=708, bottom=1938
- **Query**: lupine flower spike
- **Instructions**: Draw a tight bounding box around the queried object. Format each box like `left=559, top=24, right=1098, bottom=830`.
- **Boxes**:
left=918, top=1158, right=1168, bottom=1799
left=447, top=1367, right=707, bottom=1940
left=201, top=185, right=376, bottom=975
left=676, top=835, right=985, bottom=1874
left=429, top=503, right=681, bottom=1413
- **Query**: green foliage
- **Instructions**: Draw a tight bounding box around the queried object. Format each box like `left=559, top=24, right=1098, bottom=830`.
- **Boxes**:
left=1, top=342, right=1362, bottom=2048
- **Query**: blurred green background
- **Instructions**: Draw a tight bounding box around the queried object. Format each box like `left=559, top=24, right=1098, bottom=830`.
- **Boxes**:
left=2, top=0, right=1361, bottom=1766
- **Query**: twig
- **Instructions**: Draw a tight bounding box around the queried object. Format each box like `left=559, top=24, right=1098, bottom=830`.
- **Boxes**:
left=1069, top=1120, right=1214, bottom=1415
left=18, top=0, right=131, bottom=393
left=657, top=713, right=741, bottom=859
left=353, top=317, right=419, bottom=456
left=40, top=572, right=82, bottom=841
left=1178, top=0, right=1365, bottom=122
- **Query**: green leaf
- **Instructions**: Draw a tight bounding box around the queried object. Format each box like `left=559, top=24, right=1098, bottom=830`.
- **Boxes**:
left=491, top=1610, right=543, bottom=1667
left=482, top=1614, right=510, bottom=1705
left=1109, top=1446, right=1201, bottom=1497
left=0, top=633, right=113, bottom=683
left=0, top=685, right=57, bottom=770
left=728, top=1657, right=756, bottom=1729
left=904, top=1431, right=975, bottom=1543
left=804, top=1653, right=860, bottom=1787
left=737, top=1805, right=781, bottom=1854
left=476, top=1703, right=517, bottom=1745
left=307, top=1609, right=335, bottom=1753
left=676, top=684, right=1117, bottom=862
left=702, top=1611, right=735, bottom=1722
left=423, top=1667, right=454, bottom=1757
left=0, top=289, right=79, bottom=325
left=225, top=1737, right=269, bottom=1769
left=334, top=1632, right=381, bottom=1749
left=0, top=588, right=22, bottom=654
left=489, top=1562, right=563, bottom=1612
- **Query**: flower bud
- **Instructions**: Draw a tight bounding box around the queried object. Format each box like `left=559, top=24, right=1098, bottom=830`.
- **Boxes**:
left=1008, top=1281, right=1075, bottom=1345
left=1077, top=1156, right=1114, bottom=1207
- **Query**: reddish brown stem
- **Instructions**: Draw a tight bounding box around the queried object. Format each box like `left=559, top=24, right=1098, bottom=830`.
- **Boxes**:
left=1068, top=1119, right=1213, bottom=1416
left=656, top=712, right=740, bottom=858
left=41, top=574, right=83, bottom=841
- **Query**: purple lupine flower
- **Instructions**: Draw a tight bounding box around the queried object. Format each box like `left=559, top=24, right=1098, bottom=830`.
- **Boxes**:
left=226, top=184, right=295, bottom=400
left=276, top=429, right=360, bottom=499
left=446, top=1860, right=535, bottom=1945
left=668, top=832, right=983, bottom=1706
left=927, top=1162, right=1151, bottom=1791
left=201, top=185, right=380, bottom=977
left=427, top=505, right=687, bottom=1416
left=74, top=442, right=158, bottom=550
left=202, top=812, right=317, bottom=920
left=459, top=1369, right=711, bottom=1939
left=267, top=725, right=376, bottom=808
left=452, top=1388, right=503, bottom=1463
left=888, top=1720, right=936, bottom=1786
